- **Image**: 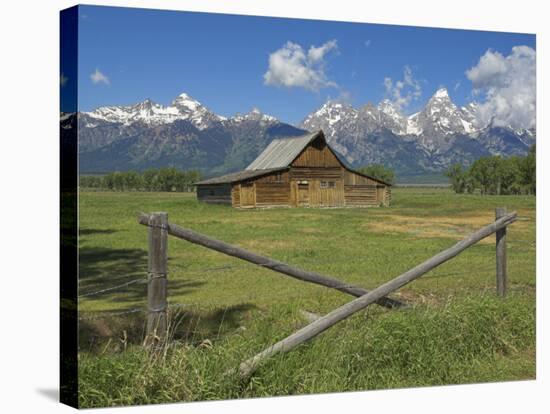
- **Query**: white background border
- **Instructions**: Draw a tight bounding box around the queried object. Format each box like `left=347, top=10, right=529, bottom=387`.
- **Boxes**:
left=0, top=0, right=546, bottom=412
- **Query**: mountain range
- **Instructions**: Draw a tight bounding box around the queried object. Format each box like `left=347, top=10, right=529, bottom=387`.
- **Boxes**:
left=67, top=88, right=535, bottom=179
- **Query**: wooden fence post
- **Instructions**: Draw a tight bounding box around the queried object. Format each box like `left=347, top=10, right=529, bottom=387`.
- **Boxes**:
left=496, top=207, right=507, bottom=297
left=144, top=212, right=168, bottom=349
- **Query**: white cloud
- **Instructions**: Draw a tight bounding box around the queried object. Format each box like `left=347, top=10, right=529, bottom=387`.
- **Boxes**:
left=90, top=68, right=110, bottom=85
left=383, top=65, right=422, bottom=110
left=466, top=45, right=536, bottom=130
left=264, top=40, right=338, bottom=91
left=60, top=73, right=68, bottom=87
left=364, top=39, right=371, bottom=48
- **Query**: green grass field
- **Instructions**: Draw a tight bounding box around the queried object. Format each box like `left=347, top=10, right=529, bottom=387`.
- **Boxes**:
left=77, top=188, right=536, bottom=407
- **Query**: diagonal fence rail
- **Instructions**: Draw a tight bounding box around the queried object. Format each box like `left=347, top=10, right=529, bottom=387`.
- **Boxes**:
left=236, top=210, right=517, bottom=378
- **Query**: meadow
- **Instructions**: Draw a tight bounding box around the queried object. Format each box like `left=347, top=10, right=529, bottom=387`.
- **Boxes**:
left=77, top=188, right=536, bottom=407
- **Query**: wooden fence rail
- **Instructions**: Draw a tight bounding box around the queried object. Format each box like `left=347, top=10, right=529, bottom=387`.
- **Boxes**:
left=138, top=213, right=406, bottom=309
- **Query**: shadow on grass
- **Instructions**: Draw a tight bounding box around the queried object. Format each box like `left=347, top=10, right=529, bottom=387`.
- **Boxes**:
left=78, top=240, right=213, bottom=306
left=78, top=246, right=148, bottom=303
left=77, top=228, right=256, bottom=352
left=79, top=228, right=118, bottom=236
left=79, top=303, right=257, bottom=353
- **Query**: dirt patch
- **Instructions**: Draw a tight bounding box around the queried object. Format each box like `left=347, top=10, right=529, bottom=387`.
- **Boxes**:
left=300, top=227, right=323, bottom=234
left=362, top=213, right=530, bottom=244
left=238, top=238, right=298, bottom=252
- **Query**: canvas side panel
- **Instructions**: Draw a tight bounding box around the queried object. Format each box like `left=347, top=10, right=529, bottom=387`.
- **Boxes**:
left=60, top=5, right=79, bottom=409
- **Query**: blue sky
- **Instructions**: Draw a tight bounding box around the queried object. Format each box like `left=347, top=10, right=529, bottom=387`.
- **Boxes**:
left=64, top=5, right=536, bottom=125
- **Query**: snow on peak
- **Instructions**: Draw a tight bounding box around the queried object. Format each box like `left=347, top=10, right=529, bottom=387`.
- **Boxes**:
left=378, top=99, right=398, bottom=113
left=230, top=107, right=277, bottom=123
left=171, top=92, right=202, bottom=111
left=83, top=91, right=225, bottom=129
left=434, top=88, right=449, bottom=99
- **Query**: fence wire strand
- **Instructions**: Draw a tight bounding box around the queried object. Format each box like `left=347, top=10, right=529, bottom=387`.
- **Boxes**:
left=78, top=303, right=191, bottom=321
left=78, top=278, right=147, bottom=298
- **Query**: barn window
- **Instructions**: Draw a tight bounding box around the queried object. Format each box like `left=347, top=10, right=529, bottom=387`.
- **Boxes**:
left=320, top=181, right=335, bottom=189
left=275, top=173, right=282, bottom=182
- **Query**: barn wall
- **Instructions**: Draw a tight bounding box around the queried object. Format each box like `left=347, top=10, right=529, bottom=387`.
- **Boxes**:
left=231, top=184, right=241, bottom=207
left=255, top=182, right=291, bottom=207
left=239, top=182, right=256, bottom=208
left=289, top=178, right=345, bottom=207
left=384, top=187, right=392, bottom=206
left=254, top=170, right=290, bottom=183
left=344, top=185, right=379, bottom=206
left=292, top=137, right=342, bottom=168
left=309, top=180, right=344, bottom=207
left=197, top=184, right=232, bottom=205
left=344, top=169, right=379, bottom=186
left=290, top=167, right=343, bottom=180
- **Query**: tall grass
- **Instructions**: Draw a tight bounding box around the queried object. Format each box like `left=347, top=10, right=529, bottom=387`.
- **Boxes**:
left=78, top=292, right=535, bottom=408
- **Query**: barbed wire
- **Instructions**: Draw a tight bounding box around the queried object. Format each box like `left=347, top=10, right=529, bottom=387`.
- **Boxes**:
left=78, top=303, right=191, bottom=321
left=78, top=307, right=145, bottom=320
left=78, top=278, right=147, bottom=298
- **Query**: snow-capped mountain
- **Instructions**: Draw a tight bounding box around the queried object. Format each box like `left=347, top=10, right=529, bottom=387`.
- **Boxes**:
left=77, top=91, right=299, bottom=174
left=407, top=88, right=479, bottom=152
left=82, top=92, right=281, bottom=131
left=83, top=92, right=226, bottom=130
left=300, top=87, right=535, bottom=173
left=73, top=87, right=535, bottom=177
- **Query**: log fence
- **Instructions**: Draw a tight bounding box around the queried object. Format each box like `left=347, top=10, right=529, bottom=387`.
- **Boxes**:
left=134, top=207, right=516, bottom=377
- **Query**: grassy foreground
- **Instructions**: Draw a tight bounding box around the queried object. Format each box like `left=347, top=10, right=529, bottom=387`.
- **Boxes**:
left=77, top=188, right=536, bottom=407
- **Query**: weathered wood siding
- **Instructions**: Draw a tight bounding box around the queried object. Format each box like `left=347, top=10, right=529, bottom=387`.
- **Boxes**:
left=255, top=182, right=291, bottom=207
left=344, top=185, right=379, bottom=206
left=254, top=170, right=290, bottom=183
left=290, top=167, right=343, bottom=180
left=240, top=183, right=256, bottom=208
left=344, top=169, right=379, bottom=186
left=197, top=184, right=232, bottom=205
left=342, top=169, right=390, bottom=206
left=384, top=187, right=392, bottom=206
left=231, top=184, right=241, bottom=207
left=292, top=137, right=342, bottom=168
left=290, top=179, right=345, bottom=207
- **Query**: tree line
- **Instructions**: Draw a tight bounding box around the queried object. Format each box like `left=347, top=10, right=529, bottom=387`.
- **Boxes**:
left=445, top=145, right=535, bottom=195
left=358, top=164, right=395, bottom=185
left=79, top=168, right=202, bottom=192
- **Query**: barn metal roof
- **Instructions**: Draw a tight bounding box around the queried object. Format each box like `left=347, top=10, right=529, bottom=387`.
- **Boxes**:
left=194, top=167, right=288, bottom=185
left=245, top=131, right=321, bottom=170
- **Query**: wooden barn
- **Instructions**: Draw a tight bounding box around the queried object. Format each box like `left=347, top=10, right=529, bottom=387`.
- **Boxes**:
left=195, top=130, right=391, bottom=208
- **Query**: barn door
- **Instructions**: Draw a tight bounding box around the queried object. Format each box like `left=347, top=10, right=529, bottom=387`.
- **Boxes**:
left=240, top=182, right=255, bottom=208
left=297, top=182, right=309, bottom=206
